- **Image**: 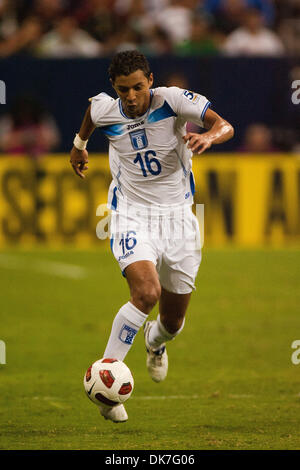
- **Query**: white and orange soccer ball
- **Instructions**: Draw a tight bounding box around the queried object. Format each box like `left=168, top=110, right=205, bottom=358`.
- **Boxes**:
left=83, top=358, right=134, bottom=407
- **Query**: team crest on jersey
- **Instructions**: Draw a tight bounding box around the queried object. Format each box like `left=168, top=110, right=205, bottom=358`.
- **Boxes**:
left=129, top=129, right=148, bottom=150
left=182, top=90, right=200, bottom=104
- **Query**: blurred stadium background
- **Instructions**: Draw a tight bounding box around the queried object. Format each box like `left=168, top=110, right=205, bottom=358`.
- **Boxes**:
left=0, top=0, right=299, bottom=247
left=1, top=0, right=300, bottom=451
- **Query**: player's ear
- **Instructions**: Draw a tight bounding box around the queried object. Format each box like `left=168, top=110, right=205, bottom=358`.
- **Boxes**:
left=110, top=78, right=118, bottom=96
left=110, top=78, right=115, bottom=90
left=148, top=73, right=154, bottom=87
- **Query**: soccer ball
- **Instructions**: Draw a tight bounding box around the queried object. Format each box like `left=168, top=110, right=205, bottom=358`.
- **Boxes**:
left=83, top=358, right=134, bottom=407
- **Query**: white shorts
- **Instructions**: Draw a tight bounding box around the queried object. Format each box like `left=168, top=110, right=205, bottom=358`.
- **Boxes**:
left=109, top=205, right=202, bottom=294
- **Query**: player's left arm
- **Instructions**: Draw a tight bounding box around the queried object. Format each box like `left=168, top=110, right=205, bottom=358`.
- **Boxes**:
left=183, top=108, right=234, bottom=154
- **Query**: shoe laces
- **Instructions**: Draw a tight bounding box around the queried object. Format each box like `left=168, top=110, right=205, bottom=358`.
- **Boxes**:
left=150, top=345, right=165, bottom=365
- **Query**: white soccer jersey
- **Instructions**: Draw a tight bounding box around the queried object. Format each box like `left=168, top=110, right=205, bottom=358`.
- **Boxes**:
left=90, top=86, right=211, bottom=209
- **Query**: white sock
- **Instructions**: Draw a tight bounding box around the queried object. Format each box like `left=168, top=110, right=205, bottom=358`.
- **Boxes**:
left=103, top=301, right=148, bottom=361
left=147, top=314, right=185, bottom=350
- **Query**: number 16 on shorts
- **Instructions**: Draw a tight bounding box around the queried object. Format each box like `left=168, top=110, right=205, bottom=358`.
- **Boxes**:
left=117, top=231, right=137, bottom=261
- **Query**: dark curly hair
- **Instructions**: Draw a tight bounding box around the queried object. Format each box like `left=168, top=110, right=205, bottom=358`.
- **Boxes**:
left=108, top=50, right=151, bottom=83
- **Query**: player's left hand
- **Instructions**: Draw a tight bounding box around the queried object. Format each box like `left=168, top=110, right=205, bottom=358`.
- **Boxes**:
left=183, top=132, right=213, bottom=155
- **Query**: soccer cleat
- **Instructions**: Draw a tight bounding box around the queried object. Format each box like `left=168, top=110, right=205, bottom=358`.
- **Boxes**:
left=144, top=321, right=168, bottom=383
left=99, top=403, right=128, bottom=423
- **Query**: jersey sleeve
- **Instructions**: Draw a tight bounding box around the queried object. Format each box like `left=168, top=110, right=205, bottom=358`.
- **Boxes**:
left=163, top=86, right=211, bottom=127
left=89, top=92, right=115, bottom=127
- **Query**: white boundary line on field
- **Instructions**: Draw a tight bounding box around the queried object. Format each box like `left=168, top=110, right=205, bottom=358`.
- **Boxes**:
left=133, top=395, right=199, bottom=400
left=0, top=254, right=88, bottom=280
left=31, top=393, right=255, bottom=407
left=132, top=394, right=254, bottom=400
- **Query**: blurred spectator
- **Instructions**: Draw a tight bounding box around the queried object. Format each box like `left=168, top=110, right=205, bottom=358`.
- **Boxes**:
left=239, top=123, right=278, bottom=153
left=127, top=0, right=156, bottom=37
left=140, top=26, right=173, bottom=56
left=74, top=0, right=120, bottom=43
left=143, top=0, right=170, bottom=20
left=203, top=0, right=275, bottom=32
left=125, top=0, right=172, bottom=56
left=222, top=8, right=285, bottom=56
left=111, top=25, right=141, bottom=54
left=0, top=0, right=65, bottom=57
left=7, top=0, right=64, bottom=28
left=0, top=16, right=43, bottom=57
left=203, top=0, right=247, bottom=36
left=156, top=0, right=194, bottom=45
left=31, top=0, right=63, bottom=27
left=0, top=0, right=19, bottom=40
left=113, top=0, right=133, bottom=17
left=278, top=19, right=300, bottom=56
left=276, top=0, right=300, bottom=56
left=273, top=0, right=300, bottom=24
left=0, top=0, right=291, bottom=59
left=175, top=14, right=219, bottom=56
left=0, top=95, right=60, bottom=158
left=35, top=16, right=102, bottom=58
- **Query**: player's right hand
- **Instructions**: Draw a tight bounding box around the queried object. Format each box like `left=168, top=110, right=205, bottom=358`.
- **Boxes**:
left=70, top=147, right=89, bottom=179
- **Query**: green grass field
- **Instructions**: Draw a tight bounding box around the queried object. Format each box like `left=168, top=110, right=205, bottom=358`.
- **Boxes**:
left=0, top=246, right=299, bottom=450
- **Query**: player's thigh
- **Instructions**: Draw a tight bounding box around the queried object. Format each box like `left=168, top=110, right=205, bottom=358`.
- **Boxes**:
left=159, top=211, right=202, bottom=294
left=125, top=260, right=161, bottom=313
left=110, top=211, right=158, bottom=275
left=159, top=248, right=201, bottom=295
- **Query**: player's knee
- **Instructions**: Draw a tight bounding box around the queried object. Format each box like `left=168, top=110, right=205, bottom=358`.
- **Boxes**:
left=132, top=283, right=161, bottom=313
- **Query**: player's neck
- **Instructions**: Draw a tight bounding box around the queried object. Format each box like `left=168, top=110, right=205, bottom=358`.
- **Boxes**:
left=139, top=93, right=151, bottom=116
left=122, top=91, right=152, bottom=119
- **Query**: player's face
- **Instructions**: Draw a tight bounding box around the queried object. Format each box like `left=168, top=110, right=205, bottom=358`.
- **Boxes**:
left=112, top=70, right=154, bottom=118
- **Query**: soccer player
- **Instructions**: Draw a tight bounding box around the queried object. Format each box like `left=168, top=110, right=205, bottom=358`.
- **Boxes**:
left=70, top=50, right=234, bottom=422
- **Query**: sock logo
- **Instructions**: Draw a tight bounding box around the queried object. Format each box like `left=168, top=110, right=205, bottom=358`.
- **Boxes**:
left=118, top=324, right=138, bottom=345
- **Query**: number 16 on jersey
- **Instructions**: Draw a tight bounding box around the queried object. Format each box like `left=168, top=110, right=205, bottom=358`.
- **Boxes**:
left=134, top=150, right=161, bottom=177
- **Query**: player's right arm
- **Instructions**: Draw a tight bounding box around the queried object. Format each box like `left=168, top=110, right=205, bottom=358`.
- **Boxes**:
left=70, top=105, right=96, bottom=179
